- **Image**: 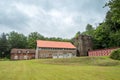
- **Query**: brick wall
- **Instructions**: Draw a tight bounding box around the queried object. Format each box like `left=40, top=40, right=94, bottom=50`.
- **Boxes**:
left=88, top=48, right=119, bottom=57
left=11, top=53, right=35, bottom=60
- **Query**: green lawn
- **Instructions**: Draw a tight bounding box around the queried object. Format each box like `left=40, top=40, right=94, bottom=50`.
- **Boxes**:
left=0, top=57, right=120, bottom=80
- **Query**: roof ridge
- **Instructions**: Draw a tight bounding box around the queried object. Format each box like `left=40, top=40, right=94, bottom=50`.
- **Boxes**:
left=37, top=40, right=70, bottom=43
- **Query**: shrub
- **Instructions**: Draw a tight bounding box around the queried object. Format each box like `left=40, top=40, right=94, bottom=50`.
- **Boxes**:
left=110, top=49, right=120, bottom=60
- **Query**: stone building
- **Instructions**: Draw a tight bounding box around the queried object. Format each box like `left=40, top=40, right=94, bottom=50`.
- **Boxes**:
left=36, top=40, right=76, bottom=59
left=11, top=49, right=35, bottom=60
left=73, top=35, right=93, bottom=56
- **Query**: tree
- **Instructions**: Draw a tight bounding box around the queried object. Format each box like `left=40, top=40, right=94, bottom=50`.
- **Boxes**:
left=105, top=0, right=120, bottom=31
left=86, top=24, right=94, bottom=31
left=110, top=48, right=120, bottom=60
left=82, top=24, right=94, bottom=36
left=109, top=30, right=120, bottom=47
left=92, top=0, right=120, bottom=49
left=74, top=31, right=80, bottom=38
left=93, top=23, right=110, bottom=49
left=27, top=32, right=44, bottom=48
left=0, top=33, right=8, bottom=58
left=8, top=31, right=27, bottom=49
left=107, top=0, right=120, bottom=24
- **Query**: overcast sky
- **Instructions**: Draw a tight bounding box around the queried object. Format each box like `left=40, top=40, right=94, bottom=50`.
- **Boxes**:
left=0, top=0, right=109, bottom=38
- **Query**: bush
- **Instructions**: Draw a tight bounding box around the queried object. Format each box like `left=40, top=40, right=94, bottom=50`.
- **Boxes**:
left=110, top=49, right=120, bottom=60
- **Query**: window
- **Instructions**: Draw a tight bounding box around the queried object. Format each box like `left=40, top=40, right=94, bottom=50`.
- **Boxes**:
left=14, top=55, right=18, bottom=59
left=38, top=48, right=41, bottom=50
left=73, top=53, right=76, bottom=56
left=26, top=51, right=30, bottom=53
left=53, top=54, right=57, bottom=56
left=18, top=50, right=22, bottom=53
left=46, top=54, right=49, bottom=57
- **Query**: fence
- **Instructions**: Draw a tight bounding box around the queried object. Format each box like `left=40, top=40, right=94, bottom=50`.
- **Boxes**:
left=88, top=48, right=119, bottom=56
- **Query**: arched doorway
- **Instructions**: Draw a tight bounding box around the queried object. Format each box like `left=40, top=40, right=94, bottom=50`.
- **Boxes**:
left=87, top=49, right=90, bottom=56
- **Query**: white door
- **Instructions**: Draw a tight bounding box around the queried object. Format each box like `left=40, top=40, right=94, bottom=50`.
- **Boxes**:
left=58, top=54, right=63, bottom=58
left=14, top=55, right=18, bottom=60
left=53, top=55, right=58, bottom=59
left=68, top=53, right=72, bottom=58
left=24, top=55, right=27, bottom=59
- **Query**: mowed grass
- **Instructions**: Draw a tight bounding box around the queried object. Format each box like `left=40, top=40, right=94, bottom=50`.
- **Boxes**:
left=0, top=57, right=120, bottom=80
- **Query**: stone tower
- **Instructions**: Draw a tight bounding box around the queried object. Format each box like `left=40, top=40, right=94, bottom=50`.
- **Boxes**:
left=73, top=35, right=93, bottom=56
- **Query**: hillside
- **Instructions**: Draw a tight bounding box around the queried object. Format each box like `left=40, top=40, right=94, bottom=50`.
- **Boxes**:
left=39, top=56, right=120, bottom=66
left=0, top=57, right=120, bottom=80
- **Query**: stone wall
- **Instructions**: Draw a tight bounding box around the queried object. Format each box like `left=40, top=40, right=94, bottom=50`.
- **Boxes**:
left=73, top=35, right=93, bottom=56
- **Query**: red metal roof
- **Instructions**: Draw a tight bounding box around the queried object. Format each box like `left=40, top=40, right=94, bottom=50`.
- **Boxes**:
left=37, top=40, right=76, bottom=49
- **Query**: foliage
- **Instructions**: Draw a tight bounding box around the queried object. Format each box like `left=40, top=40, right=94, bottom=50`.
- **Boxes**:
left=93, top=23, right=110, bottom=49
left=86, top=24, right=94, bottom=31
left=109, top=30, right=120, bottom=47
left=104, top=0, right=120, bottom=32
left=8, top=31, right=27, bottom=49
left=0, top=33, right=8, bottom=58
left=82, top=24, right=94, bottom=36
left=107, top=0, right=120, bottom=24
left=75, top=31, right=80, bottom=38
left=110, top=49, right=120, bottom=60
left=89, top=0, right=120, bottom=49
left=27, top=32, right=44, bottom=48
left=45, top=37, right=71, bottom=42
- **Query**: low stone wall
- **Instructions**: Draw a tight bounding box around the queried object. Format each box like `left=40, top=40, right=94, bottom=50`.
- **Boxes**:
left=88, top=48, right=119, bottom=57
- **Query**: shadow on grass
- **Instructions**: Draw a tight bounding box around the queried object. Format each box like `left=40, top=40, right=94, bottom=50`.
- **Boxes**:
left=0, top=58, right=10, bottom=61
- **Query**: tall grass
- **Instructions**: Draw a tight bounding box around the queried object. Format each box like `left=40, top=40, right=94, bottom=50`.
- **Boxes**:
left=40, top=56, right=120, bottom=66
left=0, top=57, right=120, bottom=80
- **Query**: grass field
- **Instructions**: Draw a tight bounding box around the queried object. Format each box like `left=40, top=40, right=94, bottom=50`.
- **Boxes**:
left=0, top=57, right=120, bottom=80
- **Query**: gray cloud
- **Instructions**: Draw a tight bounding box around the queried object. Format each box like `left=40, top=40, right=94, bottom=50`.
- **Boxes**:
left=0, top=0, right=109, bottom=38
left=0, top=1, right=29, bottom=30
